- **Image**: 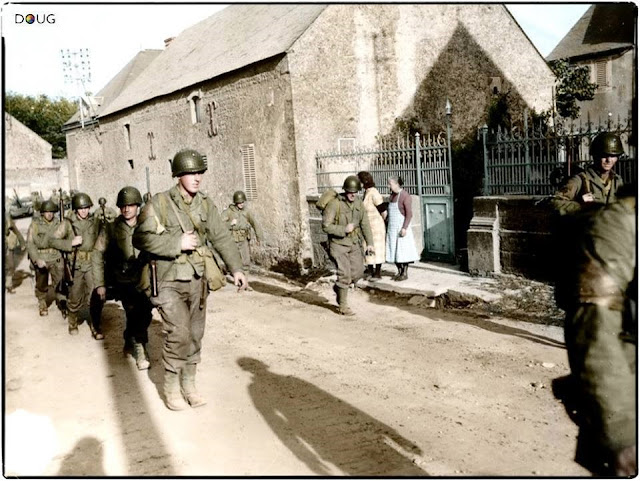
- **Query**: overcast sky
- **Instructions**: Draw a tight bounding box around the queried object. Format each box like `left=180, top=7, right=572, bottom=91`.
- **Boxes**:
left=2, top=3, right=590, bottom=99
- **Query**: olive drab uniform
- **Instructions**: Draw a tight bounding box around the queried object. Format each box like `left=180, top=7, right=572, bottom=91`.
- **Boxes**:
left=26, top=214, right=62, bottom=314
left=221, top=204, right=263, bottom=269
left=50, top=211, right=101, bottom=333
left=132, top=185, right=243, bottom=374
left=550, top=166, right=623, bottom=216
left=5, top=211, right=26, bottom=293
left=563, top=195, right=637, bottom=475
left=93, top=215, right=153, bottom=360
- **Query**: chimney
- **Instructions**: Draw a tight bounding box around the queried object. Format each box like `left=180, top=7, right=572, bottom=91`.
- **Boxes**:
left=164, top=37, right=175, bottom=48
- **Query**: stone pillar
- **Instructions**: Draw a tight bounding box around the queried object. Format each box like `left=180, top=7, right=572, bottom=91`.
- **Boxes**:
left=467, top=197, right=500, bottom=276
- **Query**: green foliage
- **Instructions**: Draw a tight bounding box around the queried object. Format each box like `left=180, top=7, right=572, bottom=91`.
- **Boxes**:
left=549, top=59, right=598, bottom=119
left=376, top=115, right=422, bottom=143
left=5, top=92, right=77, bottom=158
left=487, top=91, right=512, bottom=130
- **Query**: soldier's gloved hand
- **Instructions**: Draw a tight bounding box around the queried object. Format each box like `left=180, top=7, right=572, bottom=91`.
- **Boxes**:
left=181, top=231, right=199, bottom=251
left=72, top=235, right=83, bottom=247
left=615, top=445, right=637, bottom=476
left=233, top=271, right=248, bottom=291
left=366, top=246, right=375, bottom=255
left=36, top=259, right=47, bottom=269
left=96, top=286, right=107, bottom=301
left=345, top=223, right=355, bottom=234
left=581, top=193, right=594, bottom=203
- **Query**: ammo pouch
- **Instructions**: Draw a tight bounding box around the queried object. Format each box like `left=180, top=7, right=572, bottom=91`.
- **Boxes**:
left=232, top=229, right=248, bottom=242
left=196, top=246, right=226, bottom=292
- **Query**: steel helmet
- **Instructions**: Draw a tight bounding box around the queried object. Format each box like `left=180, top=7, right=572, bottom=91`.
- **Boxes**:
left=116, top=186, right=143, bottom=207
left=233, top=191, right=247, bottom=204
left=342, top=175, right=362, bottom=193
left=98, top=197, right=107, bottom=207
left=71, top=192, right=93, bottom=210
left=40, top=200, right=59, bottom=213
left=590, top=132, right=624, bottom=158
left=171, top=149, right=207, bottom=177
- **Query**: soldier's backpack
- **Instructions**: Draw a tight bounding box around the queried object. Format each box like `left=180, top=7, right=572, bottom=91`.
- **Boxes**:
left=316, top=189, right=338, bottom=211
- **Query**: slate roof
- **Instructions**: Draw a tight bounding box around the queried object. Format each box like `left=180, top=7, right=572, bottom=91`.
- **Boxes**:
left=99, top=4, right=327, bottom=118
left=547, top=3, right=636, bottom=61
left=64, top=49, right=162, bottom=127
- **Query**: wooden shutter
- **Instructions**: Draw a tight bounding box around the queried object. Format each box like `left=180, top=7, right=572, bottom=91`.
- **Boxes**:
left=241, top=144, right=257, bottom=200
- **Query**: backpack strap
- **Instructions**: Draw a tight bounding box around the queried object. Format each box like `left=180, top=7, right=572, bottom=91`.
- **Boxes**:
left=578, top=172, right=591, bottom=195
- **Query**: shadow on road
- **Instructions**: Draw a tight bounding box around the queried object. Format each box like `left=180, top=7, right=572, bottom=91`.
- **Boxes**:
left=366, top=291, right=565, bottom=349
left=237, top=356, right=428, bottom=476
left=57, top=437, right=106, bottom=476
left=98, top=303, right=176, bottom=476
left=250, top=280, right=338, bottom=314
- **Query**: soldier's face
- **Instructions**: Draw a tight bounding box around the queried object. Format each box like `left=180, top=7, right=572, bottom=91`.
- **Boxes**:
left=120, top=204, right=138, bottom=221
left=77, top=207, right=90, bottom=219
left=178, top=172, right=203, bottom=196
left=345, top=192, right=356, bottom=202
left=236, top=202, right=245, bottom=209
left=597, top=155, right=618, bottom=173
left=43, top=212, right=54, bottom=221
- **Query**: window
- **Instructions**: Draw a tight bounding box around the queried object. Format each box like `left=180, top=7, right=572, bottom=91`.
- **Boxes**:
left=124, top=123, right=131, bottom=150
left=241, top=144, right=257, bottom=200
left=595, top=59, right=609, bottom=87
left=338, top=138, right=356, bottom=153
left=188, top=90, right=203, bottom=124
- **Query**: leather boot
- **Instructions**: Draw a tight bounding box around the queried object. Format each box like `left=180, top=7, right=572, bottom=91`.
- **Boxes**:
left=163, top=370, right=189, bottom=410
left=68, top=312, right=79, bottom=335
left=180, top=364, right=207, bottom=407
left=337, top=287, right=355, bottom=317
left=132, top=343, right=150, bottom=370
left=372, top=264, right=382, bottom=279
left=38, top=298, right=48, bottom=317
left=363, top=265, right=374, bottom=279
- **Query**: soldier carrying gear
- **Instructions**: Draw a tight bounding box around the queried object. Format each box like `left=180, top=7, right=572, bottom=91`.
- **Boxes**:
left=222, top=190, right=263, bottom=270
left=26, top=200, right=63, bottom=316
left=322, top=175, right=374, bottom=316
left=133, top=148, right=247, bottom=410
left=50, top=192, right=101, bottom=337
left=93, top=186, right=153, bottom=370
left=4, top=210, right=26, bottom=294
left=561, top=185, right=637, bottom=476
left=551, top=132, right=625, bottom=216
left=97, top=196, right=118, bottom=224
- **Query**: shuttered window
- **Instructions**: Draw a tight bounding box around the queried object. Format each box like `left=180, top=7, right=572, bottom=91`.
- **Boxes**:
left=595, top=60, right=609, bottom=87
left=241, top=144, right=257, bottom=200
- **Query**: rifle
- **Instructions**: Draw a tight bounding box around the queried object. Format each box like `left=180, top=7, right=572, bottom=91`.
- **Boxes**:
left=56, top=188, right=74, bottom=318
left=146, top=166, right=158, bottom=297
left=13, top=189, right=22, bottom=208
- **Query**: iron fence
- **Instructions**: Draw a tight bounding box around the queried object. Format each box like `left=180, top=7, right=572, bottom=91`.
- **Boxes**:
left=481, top=116, right=636, bottom=196
left=315, top=132, right=452, bottom=196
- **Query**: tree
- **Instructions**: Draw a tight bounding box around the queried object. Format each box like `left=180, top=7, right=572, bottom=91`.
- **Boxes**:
left=5, top=92, right=77, bottom=159
left=549, top=59, right=598, bottom=120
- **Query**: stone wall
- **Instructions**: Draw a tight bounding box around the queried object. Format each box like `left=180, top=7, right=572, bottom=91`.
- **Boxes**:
left=467, top=196, right=555, bottom=281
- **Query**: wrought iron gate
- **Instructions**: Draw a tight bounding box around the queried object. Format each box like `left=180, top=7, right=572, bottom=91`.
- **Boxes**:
left=316, top=130, right=455, bottom=263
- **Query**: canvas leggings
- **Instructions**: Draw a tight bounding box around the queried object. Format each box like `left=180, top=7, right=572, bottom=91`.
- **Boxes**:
left=150, top=277, right=209, bottom=373
left=330, top=243, right=365, bottom=289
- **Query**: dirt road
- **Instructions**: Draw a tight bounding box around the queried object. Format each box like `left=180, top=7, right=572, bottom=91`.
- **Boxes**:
left=4, top=220, right=587, bottom=476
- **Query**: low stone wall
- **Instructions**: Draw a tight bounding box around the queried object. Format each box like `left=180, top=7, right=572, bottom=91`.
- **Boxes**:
left=467, top=195, right=555, bottom=281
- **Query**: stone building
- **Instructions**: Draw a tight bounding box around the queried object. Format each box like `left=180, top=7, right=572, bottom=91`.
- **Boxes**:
left=64, top=4, right=554, bottom=271
left=547, top=3, right=636, bottom=126
left=4, top=112, right=67, bottom=199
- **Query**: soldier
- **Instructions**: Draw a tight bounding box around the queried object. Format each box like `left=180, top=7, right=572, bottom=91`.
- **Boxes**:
left=92, top=187, right=153, bottom=369
left=26, top=200, right=63, bottom=316
left=133, top=149, right=247, bottom=410
left=563, top=185, right=636, bottom=476
left=322, top=175, right=374, bottom=316
left=551, top=132, right=624, bottom=216
left=221, top=190, right=263, bottom=270
left=96, top=197, right=118, bottom=224
left=50, top=192, right=100, bottom=336
left=4, top=210, right=26, bottom=294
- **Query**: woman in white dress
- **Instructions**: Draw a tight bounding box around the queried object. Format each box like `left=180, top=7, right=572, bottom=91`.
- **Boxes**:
left=357, top=171, right=386, bottom=279
left=385, top=176, right=419, bottom=281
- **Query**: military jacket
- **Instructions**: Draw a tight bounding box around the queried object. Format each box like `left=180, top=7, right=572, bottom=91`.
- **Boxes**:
left=4, top=211, right=26, bottom=249
left=96, top=207, right=118, bottom=224
left=93, top=215, right=146, bottom=288
left=551, top=166, right=623, bottom=216
left=566, top=196, right=636, bottom=471
left=50, top=211, right=101, bottom=272
left=221, top=204, right=263, bottom=242
left=26, top=216, right=62, bottom=264
left=132, top=185, right=243, bottom=283
left=322, top=194, right=374, bottom=247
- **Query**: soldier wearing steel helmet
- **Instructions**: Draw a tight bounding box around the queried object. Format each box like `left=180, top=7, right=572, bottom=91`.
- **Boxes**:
left=50, top=192, right=100, bottom=336
left=551, top=132, right=625, bottom=216
left=133, top=149, right=247, bottom=410
left=221, top=190, right=263, bottom=270
left=322, top=175, right=374, bottom=316
left=26, top=200, right=63, bottom=316
left=92, top=186, right=153, bottom=369
left=96, top=197, right=118, bottom=224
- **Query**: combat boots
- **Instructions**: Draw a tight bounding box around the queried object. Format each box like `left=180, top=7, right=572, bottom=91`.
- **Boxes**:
left=132, top=343, right=150, bottom=370
left=180, top=364, right=207, bottom=408
left=163, top=370, right=189, bottom=411
left=336, top=286, right=355, bottom=317
left=38, top=299, right=48, bottom=317
left=68, top=313, right=79, bottom=335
